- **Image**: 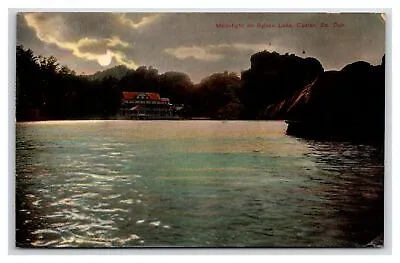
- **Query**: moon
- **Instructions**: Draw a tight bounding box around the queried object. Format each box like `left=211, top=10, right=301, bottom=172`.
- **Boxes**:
left=98, top=50, right=112, bottom=66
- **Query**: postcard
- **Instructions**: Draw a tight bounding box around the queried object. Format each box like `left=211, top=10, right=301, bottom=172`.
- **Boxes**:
left=15, top=12, right=385, bottom=248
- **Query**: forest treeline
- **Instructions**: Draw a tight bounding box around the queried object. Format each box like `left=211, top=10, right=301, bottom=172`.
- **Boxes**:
left=16, top=44, right=384, bottom=127
left=16, top=45, right=121, bottom=120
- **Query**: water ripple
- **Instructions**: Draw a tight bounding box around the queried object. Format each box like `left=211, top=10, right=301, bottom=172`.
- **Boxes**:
left=16, top=121, right=383, bottom=248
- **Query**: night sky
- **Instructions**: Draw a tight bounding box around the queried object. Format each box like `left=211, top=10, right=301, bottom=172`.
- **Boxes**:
left=16, top=12, right=385, bottom=82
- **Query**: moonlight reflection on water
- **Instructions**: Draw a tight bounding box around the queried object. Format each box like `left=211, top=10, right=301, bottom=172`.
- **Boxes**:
left=15, top=120, right=383, bottom=247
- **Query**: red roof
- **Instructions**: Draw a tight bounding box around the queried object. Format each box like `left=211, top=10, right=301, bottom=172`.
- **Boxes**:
left=122, top=92, right=139, bottom=100
left=122, top=92, right=161, bottom=101
left=147, top=93, right=161, bottom=100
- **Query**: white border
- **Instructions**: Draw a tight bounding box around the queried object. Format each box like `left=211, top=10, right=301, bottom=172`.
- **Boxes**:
left=2, top=0, right=398, bottom=261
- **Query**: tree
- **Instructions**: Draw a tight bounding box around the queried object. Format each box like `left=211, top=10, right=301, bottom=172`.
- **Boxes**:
left=159, top=71, right=193, bottom=104
left=191, top=71, right=243, bottom=118
left=16, top=45, right=42, bottom=119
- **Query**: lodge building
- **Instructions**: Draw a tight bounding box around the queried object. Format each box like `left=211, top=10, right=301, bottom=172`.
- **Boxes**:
left=120, top=91, right=183, bottom=119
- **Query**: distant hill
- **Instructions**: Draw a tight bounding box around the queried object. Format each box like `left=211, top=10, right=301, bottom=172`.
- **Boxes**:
left=88, top=65, right=134, bottom=81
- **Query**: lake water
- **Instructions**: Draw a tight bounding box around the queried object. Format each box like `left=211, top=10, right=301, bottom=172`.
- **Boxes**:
left=15, top=120, right=384, bottom=248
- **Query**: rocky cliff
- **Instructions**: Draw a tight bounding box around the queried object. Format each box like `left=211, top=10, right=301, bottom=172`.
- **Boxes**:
left=264, top=56, right=385, bottom=141
left=240, top=51, right=324, bottom=119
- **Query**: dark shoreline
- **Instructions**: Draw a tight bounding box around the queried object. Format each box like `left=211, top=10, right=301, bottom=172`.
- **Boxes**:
left=285, top=120, right=385, bottom=145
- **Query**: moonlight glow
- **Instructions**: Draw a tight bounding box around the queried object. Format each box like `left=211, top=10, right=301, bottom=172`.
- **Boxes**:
left=98, top=50, right=112, bottom=66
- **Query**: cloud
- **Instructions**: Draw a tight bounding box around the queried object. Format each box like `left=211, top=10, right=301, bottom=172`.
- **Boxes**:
left=78, top=36, right=130, bottom=54
left=164, top=43, right=284, bottom=61
left=116, top=13, right=163, bottom=29
left=106, top=36, right=130, bottom=48
left=164, top=46, right=225, bottom=61
left=23, top=13, right=138, bottom=68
